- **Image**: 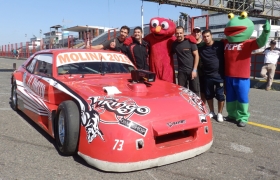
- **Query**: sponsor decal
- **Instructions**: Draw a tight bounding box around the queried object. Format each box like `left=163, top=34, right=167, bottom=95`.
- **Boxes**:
left=119, top=118, right=147, bottom=136
left=199, top=114, right=207, bottom=123
left=89, top=96, right=150, bottom=137
left=23, top=74, right=46, bottom=99
left=179, top=88, right=207, bottom=114
left=81, top=97, right=104, bottom=143
left=167, top=120, right=186, bottom=128
left=56, top=52, right=134, bottom=67
left=224, top=43, right=243, bottom=51
left=16, top=78, right=50, bottom=118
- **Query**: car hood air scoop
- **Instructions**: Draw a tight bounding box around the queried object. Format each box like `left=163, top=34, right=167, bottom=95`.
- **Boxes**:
left=103, top=86, right=122, bottom=95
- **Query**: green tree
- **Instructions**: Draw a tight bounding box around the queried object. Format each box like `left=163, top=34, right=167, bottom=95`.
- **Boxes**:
left=179, top=12, right=188, bottom=20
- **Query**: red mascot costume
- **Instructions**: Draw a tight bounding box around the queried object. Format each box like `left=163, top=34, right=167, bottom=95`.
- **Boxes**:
left=144, top=17, right=176, bottom=83
left=144, top=17, right=196, bottom=83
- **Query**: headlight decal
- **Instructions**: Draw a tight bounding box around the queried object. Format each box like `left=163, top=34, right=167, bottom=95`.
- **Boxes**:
left=179, top=87, right=207, bottom=114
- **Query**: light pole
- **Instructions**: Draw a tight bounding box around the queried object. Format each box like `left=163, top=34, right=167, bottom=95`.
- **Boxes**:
left=62, top=26, right=64, bottom=48
left=25, top=34, right=27, bottom=42
left=39, top=29, right=42, bottom=49
left=86, top=25, right=89, bottom=47
left=141, top=0, right=144, bottom=37
left=49, top=27, right=52, bottom=49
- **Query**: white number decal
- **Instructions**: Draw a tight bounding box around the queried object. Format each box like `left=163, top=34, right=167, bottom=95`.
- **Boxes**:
left=113, top=139, right=124, bottom=151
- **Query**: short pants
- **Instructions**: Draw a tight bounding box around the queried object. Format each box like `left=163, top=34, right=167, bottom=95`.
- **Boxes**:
left=204, top=77, right=225, bottom=101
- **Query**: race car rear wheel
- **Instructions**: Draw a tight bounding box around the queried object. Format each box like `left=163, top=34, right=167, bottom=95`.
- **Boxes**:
left=55, top=100, right=80, bottom=155
left=11, top=81, right=19, bottom=111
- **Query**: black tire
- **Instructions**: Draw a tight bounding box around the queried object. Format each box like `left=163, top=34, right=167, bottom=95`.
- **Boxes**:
left=55, top=100, right=80, bottom=155
left=11, top=81, right=19, bottom=111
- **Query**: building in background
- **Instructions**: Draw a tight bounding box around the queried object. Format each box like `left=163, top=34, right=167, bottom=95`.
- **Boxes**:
left=179, top=10, right=280, bottom=52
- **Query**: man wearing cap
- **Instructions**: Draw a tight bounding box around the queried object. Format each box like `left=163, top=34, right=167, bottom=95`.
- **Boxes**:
left=260, top=40, right=280, bottom=91
left=192, top=27, right=203, bottom=45
left=192, top=27, right=206, bottom=104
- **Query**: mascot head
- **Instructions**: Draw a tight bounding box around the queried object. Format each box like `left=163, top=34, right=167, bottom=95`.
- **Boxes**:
left=224, top=12, right=254, bottom=43
left=149, top=17, right=175, bottom=39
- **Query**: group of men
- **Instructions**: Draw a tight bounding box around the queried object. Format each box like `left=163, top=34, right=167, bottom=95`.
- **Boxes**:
left=87, top=25, right=150, bottom=71
left=173, top=26, right=225, bottom=123
left=86, top=24, right=278, bottom=127
left=86, top=25, right=226, bottom=123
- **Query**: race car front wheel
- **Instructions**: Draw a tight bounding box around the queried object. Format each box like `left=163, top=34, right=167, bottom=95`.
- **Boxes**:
left=11, top=81, right=18, bottom=111
left=55, top=100, right=80, bottom=155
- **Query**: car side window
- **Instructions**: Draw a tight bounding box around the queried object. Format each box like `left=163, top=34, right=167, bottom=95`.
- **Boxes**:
left=26, top=58, right=37, bottom=73
left=34, top=60, right=52, bottom=77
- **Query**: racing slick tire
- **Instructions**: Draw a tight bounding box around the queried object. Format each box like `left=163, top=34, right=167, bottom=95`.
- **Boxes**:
left=55, top=100, right=80, bottom=155
left=11, top=81, right=19, bottom=111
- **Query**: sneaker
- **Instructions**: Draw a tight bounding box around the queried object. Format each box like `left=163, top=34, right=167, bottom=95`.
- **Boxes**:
left=225, top=116, right=235, bottom=121
left=209, top=112, right=215, bottom=118
left=237, top=121, right=247, bottom=127
left=217, top=113, right=224, bottom=122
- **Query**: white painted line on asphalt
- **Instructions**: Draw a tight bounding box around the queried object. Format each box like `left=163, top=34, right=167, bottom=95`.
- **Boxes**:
left=230, top=143, right=253, bottom=153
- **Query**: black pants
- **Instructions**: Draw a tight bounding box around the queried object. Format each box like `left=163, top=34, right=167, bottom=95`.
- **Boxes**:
left=178, top=71, right=200, bottom=96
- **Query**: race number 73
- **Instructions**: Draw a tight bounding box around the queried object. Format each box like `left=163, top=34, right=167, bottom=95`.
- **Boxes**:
left=113, top=139, right=124, bottom=151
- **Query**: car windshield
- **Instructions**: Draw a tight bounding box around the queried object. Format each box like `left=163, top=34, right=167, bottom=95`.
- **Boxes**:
left=57, top=62, right=135, bottom=75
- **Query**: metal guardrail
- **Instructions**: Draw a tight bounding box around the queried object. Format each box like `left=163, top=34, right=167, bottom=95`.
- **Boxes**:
left=173, top=54, right=280, bottom=79
left=1, top=50, right=279, bottom=80
left=72, top=42, right=85, bottom=49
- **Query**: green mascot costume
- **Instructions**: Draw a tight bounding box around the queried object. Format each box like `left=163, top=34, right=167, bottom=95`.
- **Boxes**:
left=223, top=11, right=270, bottom=127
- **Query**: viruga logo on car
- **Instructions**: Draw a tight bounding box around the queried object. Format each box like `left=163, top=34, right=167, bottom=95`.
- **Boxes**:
left=166, top=120, right=186, bottom=128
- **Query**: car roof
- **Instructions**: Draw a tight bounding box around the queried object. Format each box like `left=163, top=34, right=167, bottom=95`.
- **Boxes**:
left=35, top=49, right=119, bottom=55
left=31, top=49, right=134, bottom=68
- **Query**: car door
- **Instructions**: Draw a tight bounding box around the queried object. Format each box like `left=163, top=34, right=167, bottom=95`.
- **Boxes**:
left=22, top=54, right=53, bottom=123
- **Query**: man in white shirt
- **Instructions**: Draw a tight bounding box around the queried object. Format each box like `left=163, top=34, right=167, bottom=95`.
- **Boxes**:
left=260, top=40, right=280, bottom=91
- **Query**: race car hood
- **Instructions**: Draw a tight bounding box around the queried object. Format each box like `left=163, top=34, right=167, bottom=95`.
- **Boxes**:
left=57, top=74, right=207, bottom=134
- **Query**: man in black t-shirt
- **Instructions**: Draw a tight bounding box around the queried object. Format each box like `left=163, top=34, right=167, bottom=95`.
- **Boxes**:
left=172, top=26, right=200, bottom=95
left=87, top=25, right=130, bottom=52
left=192, top=27, right=206, bottom=104
left=198, top=29, right=225, bottom=122
left=121, top=26, right=149, bottom=70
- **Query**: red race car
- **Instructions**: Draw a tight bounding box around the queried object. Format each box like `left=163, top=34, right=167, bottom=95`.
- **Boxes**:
left=11, top=49, right=213, bottom=172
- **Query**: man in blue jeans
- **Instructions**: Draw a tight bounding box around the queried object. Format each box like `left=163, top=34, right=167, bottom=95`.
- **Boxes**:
left=198, top=29, right=225, bottom=122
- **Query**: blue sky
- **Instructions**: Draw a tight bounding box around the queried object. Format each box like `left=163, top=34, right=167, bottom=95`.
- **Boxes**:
left=0, top=0, right=201, bottom=45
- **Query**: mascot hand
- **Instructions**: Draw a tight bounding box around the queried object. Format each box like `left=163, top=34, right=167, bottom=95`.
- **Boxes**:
left=184, top=35, right=197, bottom=44
left=124, top=36, right=133, bottom=45
left=262, top=20, right=271, bottom=33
